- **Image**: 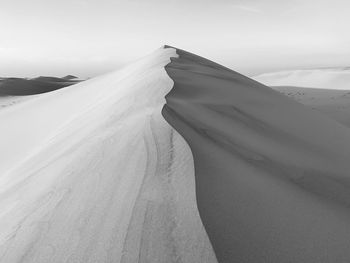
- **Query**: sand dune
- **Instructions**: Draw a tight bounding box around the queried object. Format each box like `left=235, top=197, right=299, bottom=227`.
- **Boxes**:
left=273, top=86, right=350, bottom=127
left=0, top=48, right=216, bottom=262
left=0, top=76, right=81, bottom=110
left=0, top=76, right=81, bottom=96
left=254, top=68, right=350, bottom=90
left=1, top=46, right=350, bottom=262
left=62, top=75, right=79, bottom=80
left=163, top=47, right=350, bottom=263
left=0, top=95, right=38, bottom=111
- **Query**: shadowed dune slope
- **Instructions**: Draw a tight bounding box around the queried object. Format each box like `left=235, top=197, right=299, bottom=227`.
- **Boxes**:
left=163, top=47, right=350, bottom=263
left=0, top=77, right=81, bottom=96
left=254, top=68, right=350, bottom=90
left=273, top=86, right=350, bottom=127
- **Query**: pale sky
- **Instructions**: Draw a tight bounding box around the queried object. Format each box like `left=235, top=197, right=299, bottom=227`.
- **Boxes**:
left=1, top=0, right=349, bottom=77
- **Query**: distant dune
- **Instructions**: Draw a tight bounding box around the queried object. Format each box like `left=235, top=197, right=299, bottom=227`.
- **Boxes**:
left=0, top=76, right=82, bottom=96
left=62, top=75, right=79, bottom=80
left=254, top=68, right=350, bottom=90
left=1, top=47, right=350, bottom=262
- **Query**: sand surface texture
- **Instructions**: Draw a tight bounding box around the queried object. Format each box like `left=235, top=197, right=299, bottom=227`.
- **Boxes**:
left=163, top=47, right=350, bottom=263
left=0, top=48, right=216, bottom=263
left=2, top=45, right=350, bottom=263
left=254, top=68, right=350, bottom=90
left=272, top=86, right=350, bottom=128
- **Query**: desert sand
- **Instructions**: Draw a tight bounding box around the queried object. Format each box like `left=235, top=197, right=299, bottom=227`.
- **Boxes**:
left=272, top=86, right=350, bottom=127
left=163, top=47, right=350, bottom=263
left=0, top=95, right=37, bottom=111
left=254, top=68, right=350, bottom=90
left=2, top=46, right=350, bottom=263
left=0, top=48, right=216, bottom=262
left=0, top=76, right=81, bottom=96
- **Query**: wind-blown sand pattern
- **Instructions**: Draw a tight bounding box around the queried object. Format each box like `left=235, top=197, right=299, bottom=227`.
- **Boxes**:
left=0, top=48, right=216, bottom=262
left=2, top=46, right=350, bottom=263
left=163, top=47, right=350, bottom=263
left=0, top=96, right=38, bottom=111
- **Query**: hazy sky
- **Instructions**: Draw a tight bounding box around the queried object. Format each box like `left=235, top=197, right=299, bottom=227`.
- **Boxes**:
left=1, top=0, right=349, bottom=77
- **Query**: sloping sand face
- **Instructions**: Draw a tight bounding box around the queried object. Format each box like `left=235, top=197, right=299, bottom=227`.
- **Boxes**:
left=254, top=68, right=350, bottom=90
left=0, top=48, right=216, bottom=262
left=163, top=47, right=350, bottom=263
left=3, top=46, right=350, bottom=263
left=272, top=86, right=350, bottom=128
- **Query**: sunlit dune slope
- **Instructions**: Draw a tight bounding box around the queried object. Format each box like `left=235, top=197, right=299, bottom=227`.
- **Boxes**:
left=2, top=45, right=350, bottom=263
left=0, top=48, right=216, bottom=263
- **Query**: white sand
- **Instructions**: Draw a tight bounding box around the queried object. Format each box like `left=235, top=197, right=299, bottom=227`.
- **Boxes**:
left=0, top=95, right=37, bottom=111
left=0, top=48, right=216, bottom=262
left=2, top=46, right=350, bottom=263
